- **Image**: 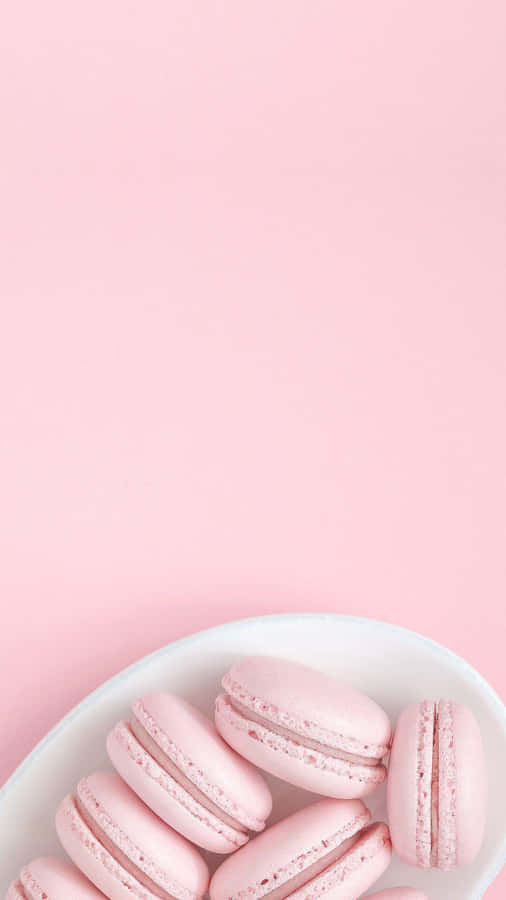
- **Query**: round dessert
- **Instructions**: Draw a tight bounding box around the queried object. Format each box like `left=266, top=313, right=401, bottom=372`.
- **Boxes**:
left=6, top=857, right=106, bottom=900
left=387, top=699, right=486, bottom=869
left=107, top=692, right=272, bottom=852
left=210, top=798, right=392, bottom=900
left=55, top=771, right=209, bottom=900
left=215, top=656, right=391, bottom=798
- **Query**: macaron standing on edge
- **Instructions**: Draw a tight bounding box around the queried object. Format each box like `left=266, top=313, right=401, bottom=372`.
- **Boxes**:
left=107, top=692, right=272, bottom=852
left=215, top=656, right=392, bottom=798
left=387, top=699, right=486, bottom=870
left=55, top=770, right=209, bottom=900
left=6, top=857, right=106, bottom=900
left=210, top=798, right=392, bottom=900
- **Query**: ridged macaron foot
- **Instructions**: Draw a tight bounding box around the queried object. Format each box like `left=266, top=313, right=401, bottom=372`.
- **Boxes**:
left=210, top=798, right=392, bottom=900
left=55, top=771, right=209, bottom=900
left=6, top=857, right=105, bottom=900
left=366, top=890, right=429, bottom=900
left=387, top=699, right=486, bottom=869
left=215, top=656, right=391, bottom=798
left=107, top=692, right=272, bottom=852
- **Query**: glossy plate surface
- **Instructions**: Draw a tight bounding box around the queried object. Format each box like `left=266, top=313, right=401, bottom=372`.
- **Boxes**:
left=1, top=614, right=505, bottom=898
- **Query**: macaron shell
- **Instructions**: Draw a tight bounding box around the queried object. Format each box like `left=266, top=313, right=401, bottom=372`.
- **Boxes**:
left=15, top=857, right=105, bottom=900
left=453, top=701, right=487, bottom=866
left=366, top=890, right=428, bottom=900
left=387, top=700, right=487, bottom=870
left=80, top=771, right=208, bottom=893
left=287, top=822, right=392, bottom=900
left=133, top=693, right=272, bottom=826
left=215, top=694, right=386, bottom=799
left=6, top=883, right=26, bottom=900
left=56, top=793, right=160, bottom=900
left=386, top=703, right=423, bottom=866
left=56, top=773, right=208, bottom=900
left=107, top=722, right=248, bottom=852
left=210, top=799, right=371, bottom=900
left=223, top=657, right=391, bottom=756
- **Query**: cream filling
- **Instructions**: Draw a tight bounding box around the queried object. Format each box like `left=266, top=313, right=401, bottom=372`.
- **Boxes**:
left=252, top=825, right=371, bottom=900
left=430, top=706, right=440, bottom=867
left=129, top=718, right=247, bottom=833
left=228, top=698, right=380, bottom=767
left=75, top=796, right=177, bottom=900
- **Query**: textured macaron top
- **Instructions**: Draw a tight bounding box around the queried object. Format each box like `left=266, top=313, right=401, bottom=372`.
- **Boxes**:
left=210, top=798, right=374, bottom=900
left=131, top=692, right=272, bottom=830
left=75, top=771, right=209, bottom=900
left=10, top=858, right=105, bottom=900
left=222, top=656, right=391, bottom=761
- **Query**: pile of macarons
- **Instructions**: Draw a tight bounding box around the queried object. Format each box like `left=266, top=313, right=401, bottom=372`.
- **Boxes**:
left=7, top=655, right=487, bottom=900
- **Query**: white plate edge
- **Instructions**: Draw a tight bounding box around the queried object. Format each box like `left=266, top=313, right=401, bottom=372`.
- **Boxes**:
left=1, top=612, right=505, bottom=898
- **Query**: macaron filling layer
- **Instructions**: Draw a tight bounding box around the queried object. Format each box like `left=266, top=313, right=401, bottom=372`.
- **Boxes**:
left=130, top=698, right=265, bottom=833
left=253, top=833, right=360, bottom=900
left=216, top=695, right=386, bottom=787
left=60, top=781, right=201, bottom=900
left=287, top=823, right=391, bottom=900
left=128, top=716, right=247, bottom=833
left=228, top=698, right=380, bottom=767
left=222, top=674, right=389, bottom=765
left=430, top=707, right=440, bottom=868
left=73, top=795, right=176, bottom=900
left=110, top=722, right=250, bottom=849
left=229, top=820, right=390, bottom=900
left=416, top=700, right=457, bottom=870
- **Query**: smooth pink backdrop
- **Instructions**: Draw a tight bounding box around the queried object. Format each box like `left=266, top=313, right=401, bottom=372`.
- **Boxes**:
left=1, top=2, right=505, bottom=895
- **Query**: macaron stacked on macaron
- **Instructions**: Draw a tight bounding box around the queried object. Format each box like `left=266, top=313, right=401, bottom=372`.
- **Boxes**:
left=210, top=798, right=392, bottom=900
left=215, top=656, right=392, bottom=798
left=56, top=771, right=209, bottom=900
left=387, top=699, right=486, bottom=870
left=6, top=858, right=105, bottom=900
left=107, top=692, right=272, bottom=852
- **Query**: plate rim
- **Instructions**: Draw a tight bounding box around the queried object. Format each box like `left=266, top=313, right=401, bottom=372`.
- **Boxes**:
left=1, top=612, right=505, bottom=897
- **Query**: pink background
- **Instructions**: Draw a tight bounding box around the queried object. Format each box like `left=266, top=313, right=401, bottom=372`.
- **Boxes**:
left=1, top=1, right=505, bottom=894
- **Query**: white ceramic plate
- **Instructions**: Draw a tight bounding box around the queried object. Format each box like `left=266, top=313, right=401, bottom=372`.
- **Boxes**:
left=1, top=614, right=505, bottom=899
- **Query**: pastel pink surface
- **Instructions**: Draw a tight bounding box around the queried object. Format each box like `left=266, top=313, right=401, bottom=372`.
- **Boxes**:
left=55, top=771, right=208, bottom=900
left=7, top=858, right=105, bottom=900
left=107, top=693, right=271, bottom=852
left=216, top=657, right=389, bottom=799
left=387, top=701, right=486, bottom=870
left=365, top=890, right=428, bottom=900
left=210, top=799, right=391, bottom=900
left=1, top=1, right=505, bottom=897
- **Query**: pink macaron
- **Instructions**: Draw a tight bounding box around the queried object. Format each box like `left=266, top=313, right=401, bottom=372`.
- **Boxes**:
left=215, top=656, right=392, bottom=798
left=387, top=699, right=486, bottom=870
left=366, top=891, right=428, bottom=900
left=55, top=770, right=209, bottom=900
left=210, top=798, right=392, bottom=900
left=107, top=692, right=272, bottom=852
left=6, top=857, right=105, bottom=900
